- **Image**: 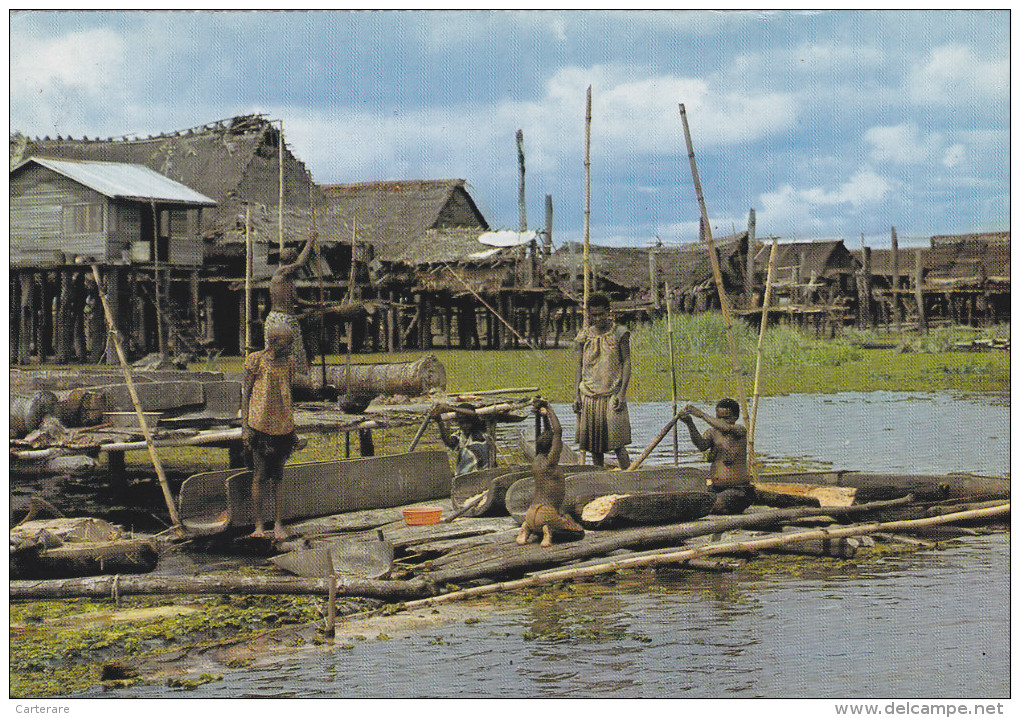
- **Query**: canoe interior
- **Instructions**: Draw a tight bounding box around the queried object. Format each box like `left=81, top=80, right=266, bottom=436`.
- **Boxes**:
left=450, top=464, right=604, bottom=517
left=178, top=451, right=453, bottom=535
left=505, top=466, right=711, bottom=524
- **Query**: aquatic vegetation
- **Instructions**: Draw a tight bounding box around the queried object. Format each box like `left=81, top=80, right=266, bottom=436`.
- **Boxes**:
left=9, top=594, right=320, bottom=698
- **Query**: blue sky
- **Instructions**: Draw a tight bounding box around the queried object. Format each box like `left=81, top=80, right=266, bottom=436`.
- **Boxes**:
left=9, top=10, right=1010, bottom=249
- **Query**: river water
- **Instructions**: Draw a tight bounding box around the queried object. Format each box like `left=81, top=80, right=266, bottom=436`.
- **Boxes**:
left=93, top=392, right=1010, bottom=700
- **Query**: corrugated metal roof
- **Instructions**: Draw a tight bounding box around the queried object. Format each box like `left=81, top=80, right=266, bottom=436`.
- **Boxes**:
left=14, top=157, right=216, bottom=206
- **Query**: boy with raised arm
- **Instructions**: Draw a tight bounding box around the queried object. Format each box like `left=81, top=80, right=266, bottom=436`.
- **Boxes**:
left=517, top=398, right=584, bottom=548
left=679, top=398, right=756, bottom=514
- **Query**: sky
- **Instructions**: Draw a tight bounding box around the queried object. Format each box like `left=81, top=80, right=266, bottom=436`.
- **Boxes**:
left=8, top=9, right=1011, bottom=249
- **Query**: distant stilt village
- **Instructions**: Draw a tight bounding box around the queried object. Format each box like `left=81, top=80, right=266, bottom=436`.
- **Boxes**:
left=9, top=114, right=1010, bottom=365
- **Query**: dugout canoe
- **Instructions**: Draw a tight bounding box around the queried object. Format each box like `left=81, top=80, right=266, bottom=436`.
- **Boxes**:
left=756, top=470, right=1009, bottom=504
left=450, top=464, right=605, bottom=518
left=504, top=466, right=711, bottom=525
left=177, top=451, right=453, bottom=536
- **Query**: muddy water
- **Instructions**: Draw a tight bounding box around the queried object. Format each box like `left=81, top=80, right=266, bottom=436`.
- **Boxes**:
left=93, top=392, right=1010, bottom=698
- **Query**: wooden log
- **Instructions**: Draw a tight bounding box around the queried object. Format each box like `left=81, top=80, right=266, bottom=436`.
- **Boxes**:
left=325, top=354, right=447, bottom=396
left=427, top=496, right=913, bottom=585
left=9, top=573, right=434, bottom=601
left=576, top=491, right=715, bottom=529
left=408, top=503, right=1008, bottom=608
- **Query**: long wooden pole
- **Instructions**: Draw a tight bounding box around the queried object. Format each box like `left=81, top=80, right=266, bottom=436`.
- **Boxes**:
left=150, top=200, right=165, bottom=355
left=244, top=203, right=253, bottom=354
left=306, top=172, right=327, bottom=377
left=403, top=503, right=1009, bottom=609
left=443, top=264, right=539, bottom=352
left=678, top=103, right=750, bottom=425
left=278, top=120, right=285, bottom=253
left=748, top=239, right=779, bottom=481
left=90, top=265, right=181, bottom=527
left=582, top=85, right=592, bottom=328
left=665, top=280, right=679, bottom=465
left=626, top=409, right=686, bottom=470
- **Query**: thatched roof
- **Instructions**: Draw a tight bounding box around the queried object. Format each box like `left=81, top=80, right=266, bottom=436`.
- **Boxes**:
left=549, top=234, right=749, bottom=293
left=320, top=179, right=489, bottom=262
left=926, top=237, right=1010, bottom=283
left=854, top=234, right=1009, bottom=284
left=9, top=115, right=317, bottom=245
left=758, top=239, right=858, bottom=281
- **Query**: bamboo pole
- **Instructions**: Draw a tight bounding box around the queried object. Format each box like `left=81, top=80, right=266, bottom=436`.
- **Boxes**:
left=402, top=503, right=1009, bottom=609
left=150, top=199, right=165, bottom=355
left=626, top=409, right=686, bottom=470
left=748, top=239, right=779, bottom=480
left=308, top=173, right=327, bottom=376
left=244, top=203, right=253, bottom=354
left=678, top=103, right=750, bottom=425
left=90, top=265, right=181, bottom=527
left=665, top=281, right=679, bottom=465
left=346, top=218, right=357, bottom=370
left=278, top=120, right=285, bottom=253
left=582, top=85, right=592, bottom=328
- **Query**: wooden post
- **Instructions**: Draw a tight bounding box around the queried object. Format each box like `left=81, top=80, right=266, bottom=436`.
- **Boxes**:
left=18, top=270, right=33, bottom=363
left=278, top=120, right=285, bottom=253
left=890, top=226, right=901, bottom=331
left=583, top=85, right=592, bottom=328
left=90, top=265, right=181, bottom=527
left=517, top=129, right=528, bottom=240
left=665, top=281, right=679, bottom=465
left=748, top=239, right=779, bottom=482
left=245, top=203, right=253, bottom=354
left=863, top=246, right=874, bottom=329
left=745, top=208, right=756, bottom=309
left=678, top=103, right=750, bottom=426
left=914, top=248, right=927, bottom=333
left=56, top=262, right=74, bottom=364
left=648, top=248, right=660, bottom=310
left=544, top=194, right=553, bottom=258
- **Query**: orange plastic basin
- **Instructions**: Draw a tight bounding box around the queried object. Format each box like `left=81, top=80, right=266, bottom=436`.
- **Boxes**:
left=403, top=506, right=443, bottom=526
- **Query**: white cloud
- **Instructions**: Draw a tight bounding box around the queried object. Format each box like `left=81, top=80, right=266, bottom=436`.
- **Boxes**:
left=907, top=44, right=1008, bottom=106
left=864, top=123, right=943, bottom=165
left=757, top=167, right=893, bottom=234
left=10, top=27, right=129, bottom=135
left=941, top=143, right=965, bottom=168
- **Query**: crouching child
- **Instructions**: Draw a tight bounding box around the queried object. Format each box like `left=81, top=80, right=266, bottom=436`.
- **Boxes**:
left=517, top=399, right=585, bottom=548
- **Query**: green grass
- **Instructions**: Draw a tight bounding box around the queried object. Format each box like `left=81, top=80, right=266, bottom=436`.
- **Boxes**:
left=192, top=315, right=1006, bottom=402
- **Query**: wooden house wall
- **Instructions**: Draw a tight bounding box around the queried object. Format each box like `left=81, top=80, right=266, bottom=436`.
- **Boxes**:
left=11, top=165, right=108, bottom=265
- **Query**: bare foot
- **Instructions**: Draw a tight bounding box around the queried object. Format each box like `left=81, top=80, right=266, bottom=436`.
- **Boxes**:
left=516, top=524, right=531, bottom=546
left=249, top=528, right=267, bottom=539
left=540, top=526, right=553, bottom=548
left=273, top=526, right=289, bottom=542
